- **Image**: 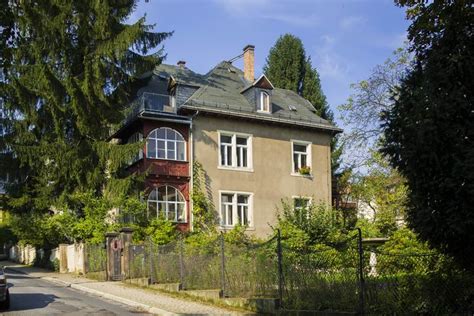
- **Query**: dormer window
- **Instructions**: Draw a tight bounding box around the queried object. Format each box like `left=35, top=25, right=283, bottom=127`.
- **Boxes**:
left=259, top=91, right=270, bottom=113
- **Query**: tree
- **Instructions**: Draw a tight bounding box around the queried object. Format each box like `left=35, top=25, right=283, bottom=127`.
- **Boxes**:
left=382, top=0, right=474, bottom=269
left=263, top=34, right=332, bottom=121
left=263, top=34, right=306, bottom=94
left=0, top=2, right=171, bottom=214
left=339, top=47, right=411, bottom=169
left=351, top=151, right=407, bottom=236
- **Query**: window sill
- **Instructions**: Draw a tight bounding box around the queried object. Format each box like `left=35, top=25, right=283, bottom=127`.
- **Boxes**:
left=291, top=172, right=313, bottom=179
left=218, top=166, right=254, bottom=173
left=219, top=225, right=255, bottom=231
left=146, top=157, right=188, bottom=163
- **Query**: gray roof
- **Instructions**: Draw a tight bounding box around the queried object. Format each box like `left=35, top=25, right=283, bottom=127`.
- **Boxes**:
left=153, top=62, right=342, bottom=133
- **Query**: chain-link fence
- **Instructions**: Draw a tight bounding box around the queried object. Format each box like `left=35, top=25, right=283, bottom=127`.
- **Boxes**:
left=364, top=249, right=474, bottom=315
left=84, top=242, right=107, bottom=281
left=119, top=231, right=474, bottom=314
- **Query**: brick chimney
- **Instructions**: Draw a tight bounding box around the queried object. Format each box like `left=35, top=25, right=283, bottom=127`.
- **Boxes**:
left=177, top=60, right=186, bottom=68
left=243, top=45, right=255, bottom=82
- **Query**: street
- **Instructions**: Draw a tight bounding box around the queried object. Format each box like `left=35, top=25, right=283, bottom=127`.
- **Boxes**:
left=1, top=269, right=149, bottom=315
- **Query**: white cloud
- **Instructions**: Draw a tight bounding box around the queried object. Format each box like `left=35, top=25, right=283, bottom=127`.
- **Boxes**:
left=312, top=35, right=348, bottom=81
left=213, top=0, right=319, bottom=27
left=340, top=16, right=366, bottom=30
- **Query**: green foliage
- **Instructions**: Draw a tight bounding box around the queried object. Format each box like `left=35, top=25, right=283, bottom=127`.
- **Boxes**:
left=144, top=217, right=177, bottom=245
left=0, top=1, right=171, bottom=215
left=191, top=161, right=217, bottom=233
left=351, top=151, right=407, bottom=236
left=383, top=0, right=474, bottom=270
left=0, top=223, right=16, bottom=245
left=276, top=201, right=350, bottom=251
left=263, top=34, right=306, bottom=93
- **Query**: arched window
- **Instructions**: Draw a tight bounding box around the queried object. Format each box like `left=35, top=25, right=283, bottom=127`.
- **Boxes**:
left=147, top=186, right=186, bottom=222
left=259, top=91, right=270, bottom=112
left=146, top=128, right=186, bottom=161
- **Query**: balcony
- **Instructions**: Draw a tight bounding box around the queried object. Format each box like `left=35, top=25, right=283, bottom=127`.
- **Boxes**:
left=125, top=92, right=175, bottom=123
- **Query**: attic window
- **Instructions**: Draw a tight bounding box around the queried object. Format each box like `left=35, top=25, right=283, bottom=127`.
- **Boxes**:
left=258, top=91, right=270, bottom=113
left=288, top=105, right=297, bottom=111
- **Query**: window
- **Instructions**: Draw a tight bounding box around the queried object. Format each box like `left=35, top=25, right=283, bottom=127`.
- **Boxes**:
left=259, top=91, right=270, bottom=112
left=220, top=192, right=252, bottom=227
left=147, top=186, right=186, bottom=222
left=147, top=128, right=186, bottom=161
left=292, top=141, right=311, bottom=175
left=294, top=197, right=311, bottom=211
left=219, top=132, right=252, bottom=170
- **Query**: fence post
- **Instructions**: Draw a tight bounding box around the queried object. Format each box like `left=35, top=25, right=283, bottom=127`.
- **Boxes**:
left=356, top=228, right=365, bottom=315
left=220, top=233, right=227, bottom=297
left=277, top=229, right=284, bottom=309
left=148, top=237, right=154, bottom=284
left=179, top=234, right=185, bottom=289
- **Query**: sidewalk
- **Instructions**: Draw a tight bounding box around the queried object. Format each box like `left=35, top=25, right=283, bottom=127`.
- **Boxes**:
left=0, top=261, right=248, bottom=315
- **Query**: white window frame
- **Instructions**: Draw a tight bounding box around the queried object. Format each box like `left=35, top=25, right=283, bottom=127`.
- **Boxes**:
left=218, top=131, right=253, bottom=172
left=146, top=127, right=186, bottom=161
left=292, top=196, right=313, bottom=211
left=219, top=190, right=254, bottom=228
left=258, top=91, right=271, bottom=113
left=147, top=186, right=187, bottom=223
left=127, top=132, right=144, bottom=164
left=291, top=140, right=312, bottom=176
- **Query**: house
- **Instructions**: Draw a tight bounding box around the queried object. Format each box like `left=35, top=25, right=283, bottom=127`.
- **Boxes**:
left=111, top=45, right=342, bottom=237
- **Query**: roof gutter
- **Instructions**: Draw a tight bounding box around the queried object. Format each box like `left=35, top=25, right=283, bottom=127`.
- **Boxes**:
left=181, top=104, right=343, bottom=134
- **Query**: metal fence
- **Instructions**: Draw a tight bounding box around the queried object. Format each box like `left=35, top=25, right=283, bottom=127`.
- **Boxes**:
left=84, top=243, right=107, bottom=281
left=120, top=230, right=474, bottom=315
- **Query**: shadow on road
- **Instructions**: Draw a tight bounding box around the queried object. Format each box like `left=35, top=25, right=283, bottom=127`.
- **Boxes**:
left=8, top=293, right=58, bottom=311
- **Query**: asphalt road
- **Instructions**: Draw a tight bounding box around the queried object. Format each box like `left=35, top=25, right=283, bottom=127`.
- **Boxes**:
left=1, top=269, right=150, bottom=315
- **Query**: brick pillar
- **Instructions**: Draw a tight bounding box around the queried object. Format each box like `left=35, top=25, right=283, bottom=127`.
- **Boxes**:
left=105, top=232, right=119, bottom=281
left=120, top=227, right=134, bottom=279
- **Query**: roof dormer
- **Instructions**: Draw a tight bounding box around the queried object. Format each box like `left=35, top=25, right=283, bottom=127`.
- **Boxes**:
left=241, top=74, right=274, bottom=113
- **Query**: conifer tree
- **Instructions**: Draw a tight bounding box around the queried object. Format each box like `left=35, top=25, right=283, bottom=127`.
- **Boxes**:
left=263, top=34, right=332, bottom=121
left=0, top=1, right=171, bottom=212
left=263, top=34, right=306, bottom=94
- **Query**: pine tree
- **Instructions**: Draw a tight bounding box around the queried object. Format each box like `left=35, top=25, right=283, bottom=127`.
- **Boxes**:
left=263, top=34, right=306, bottom=93
left=0, top=1, right=171, bottom=212
left=302, top=57, right=332, bottom=121
left=263, top=34, right=332, bottom=121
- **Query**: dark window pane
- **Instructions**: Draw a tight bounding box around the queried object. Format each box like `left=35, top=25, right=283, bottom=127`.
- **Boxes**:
left=236, top=137, right=247, bottom=145
left=147, top=140, right=156, bottom=158
left=156, top=128, right=166, bottom=139
left=294, top=144, right=307, bottom=152
left=221, top=135, right=232, bottom=144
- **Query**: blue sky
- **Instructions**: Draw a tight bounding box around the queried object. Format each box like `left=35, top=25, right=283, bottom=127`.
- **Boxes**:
left=131, top=0, right=409, bottom=126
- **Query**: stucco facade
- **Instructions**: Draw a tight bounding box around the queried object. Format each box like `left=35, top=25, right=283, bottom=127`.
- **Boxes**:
left=193, top=115, right=332, bottom=238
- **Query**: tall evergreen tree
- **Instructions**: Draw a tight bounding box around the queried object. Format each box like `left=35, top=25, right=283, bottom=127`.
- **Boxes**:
left=263, top=34, right=306, bottom=94
left=302, top=57, right=332, bottom=121
left=0, top=1, right=171, bottom=212
left=263, top=34, right=332, bottom=121
left=382, top=0, right=473, bottom=269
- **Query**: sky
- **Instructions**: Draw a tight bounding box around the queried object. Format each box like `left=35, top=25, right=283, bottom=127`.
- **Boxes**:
left=130, top=0, right=409, bottom=126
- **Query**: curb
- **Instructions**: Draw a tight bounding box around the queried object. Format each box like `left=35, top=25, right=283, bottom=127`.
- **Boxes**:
left=6, top=266, right=178, bottom=316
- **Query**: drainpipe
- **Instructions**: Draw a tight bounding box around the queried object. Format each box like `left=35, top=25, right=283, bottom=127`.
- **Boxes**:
left=188, top=110, right=200, bottom=232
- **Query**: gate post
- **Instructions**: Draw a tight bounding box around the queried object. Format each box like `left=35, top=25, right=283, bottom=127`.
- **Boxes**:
left=105, top=232, right=119, bottom=281
left=120, top=227, right=134, bottom=280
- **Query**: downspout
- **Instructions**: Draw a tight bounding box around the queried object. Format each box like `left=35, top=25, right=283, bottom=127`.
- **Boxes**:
left=189, top=110, right=200, bottom=232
